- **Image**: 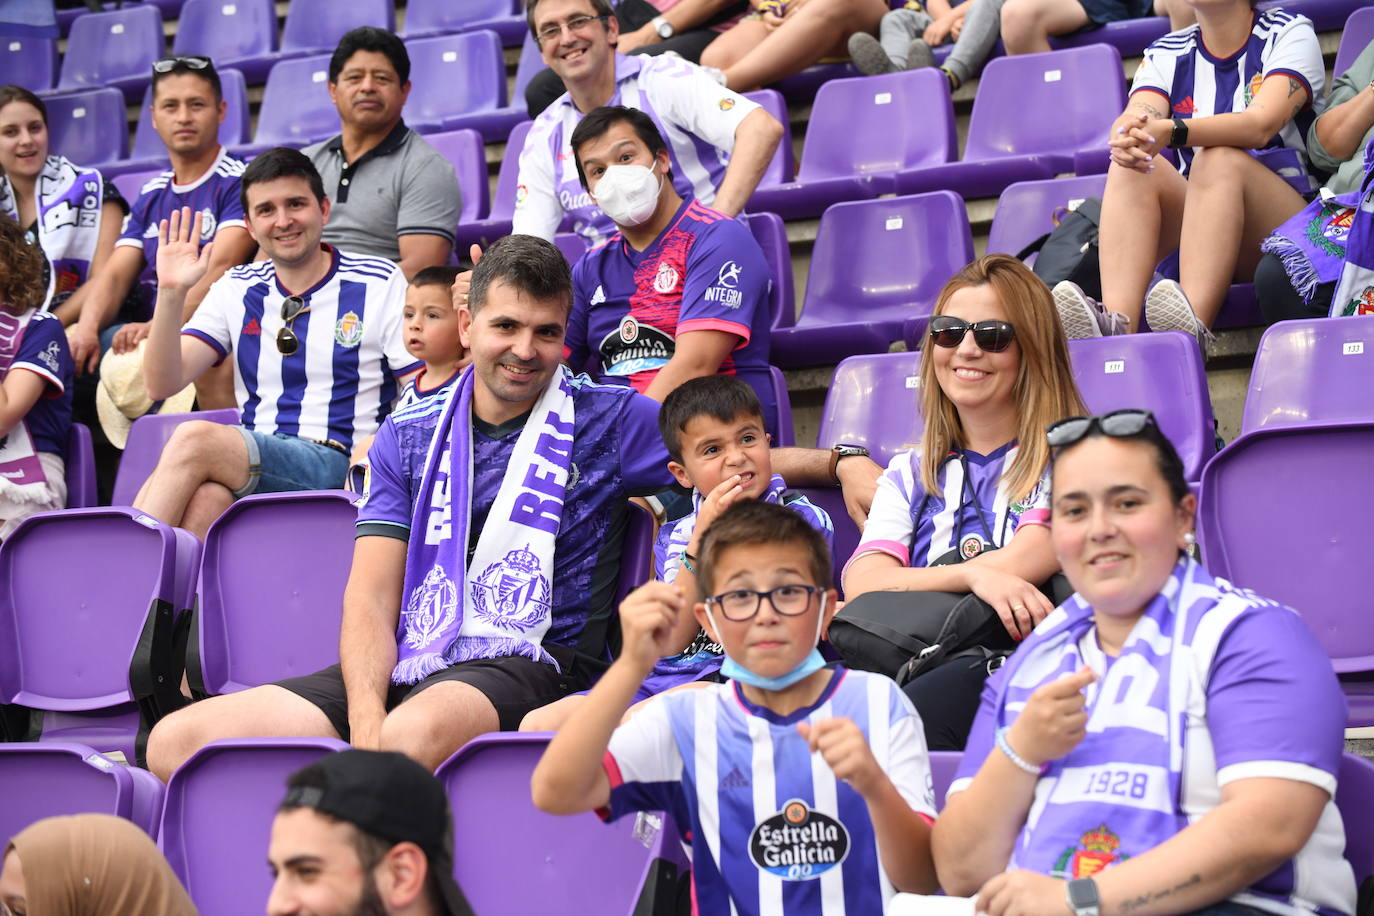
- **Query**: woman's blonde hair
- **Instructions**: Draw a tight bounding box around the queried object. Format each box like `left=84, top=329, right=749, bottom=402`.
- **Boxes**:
left=917, top=254, right=1086, bottom=503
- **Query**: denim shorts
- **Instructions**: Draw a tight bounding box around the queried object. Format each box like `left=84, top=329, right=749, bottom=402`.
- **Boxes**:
left=233, top=429, right=350, bottom=498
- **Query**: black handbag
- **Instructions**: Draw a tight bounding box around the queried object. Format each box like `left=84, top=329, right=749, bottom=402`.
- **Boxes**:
left=1018, top=197, right=1104, bottom=301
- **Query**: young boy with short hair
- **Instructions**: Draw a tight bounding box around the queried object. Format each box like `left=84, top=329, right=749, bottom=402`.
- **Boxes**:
left=532, top=500, right=939, bottom=912
left=395, top=265, right=468, bottom=410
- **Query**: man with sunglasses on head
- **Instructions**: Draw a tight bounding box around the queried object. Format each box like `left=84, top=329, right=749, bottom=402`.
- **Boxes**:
left=136, top=148, right=418, bottom=540
left=512, top=0, right=783, bottom=247
left=73, top=55, right=256, bottom=410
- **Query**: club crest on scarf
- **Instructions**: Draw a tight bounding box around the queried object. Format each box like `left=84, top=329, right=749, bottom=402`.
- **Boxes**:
left=472, top=544, right=552, bottom=632
left=1051, top=824, right=1129, bottom=879
left=403, top=566, right=459, bottom=650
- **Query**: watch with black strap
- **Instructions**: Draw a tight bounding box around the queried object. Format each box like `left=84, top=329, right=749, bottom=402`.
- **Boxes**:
left=828, top=444, right=870, bottom=483
left=1169, top=116, right=1190, bottom=149
left=1066, top=877, right=1101, bottom=916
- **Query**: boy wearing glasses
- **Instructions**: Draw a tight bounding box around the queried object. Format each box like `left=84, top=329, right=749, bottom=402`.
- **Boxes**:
left=533, top=499, right=940, bottom=912
left=136, top=148, right=418, bottom=539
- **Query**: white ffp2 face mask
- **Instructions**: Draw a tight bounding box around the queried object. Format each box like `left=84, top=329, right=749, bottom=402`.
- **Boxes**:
left=592, top=162, right=663, bottom=227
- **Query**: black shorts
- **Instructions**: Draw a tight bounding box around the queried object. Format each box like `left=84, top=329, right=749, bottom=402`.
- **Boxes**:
left=276, top=654, right=595, bottom=739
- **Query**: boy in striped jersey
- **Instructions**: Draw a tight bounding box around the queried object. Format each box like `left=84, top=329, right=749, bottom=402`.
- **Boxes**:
left=533, top=500, right=939, bottom=913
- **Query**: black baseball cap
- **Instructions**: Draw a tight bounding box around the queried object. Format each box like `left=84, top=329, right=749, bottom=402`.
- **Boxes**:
left=280, top=750, right=475, bottom=916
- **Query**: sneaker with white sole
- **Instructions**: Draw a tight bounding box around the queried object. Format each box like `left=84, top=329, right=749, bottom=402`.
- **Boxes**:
left=1052, top=280, right=1129, bottom=338
left=1145, top=279, right=1214, bottom=351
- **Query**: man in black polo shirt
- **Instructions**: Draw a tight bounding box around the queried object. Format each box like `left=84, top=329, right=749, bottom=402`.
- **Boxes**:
left=304, top=27, right=463, bottom=280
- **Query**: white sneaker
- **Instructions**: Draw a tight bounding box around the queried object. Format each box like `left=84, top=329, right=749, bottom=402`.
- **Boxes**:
left=1052, top=280, right=1129, bottom=338
left=1145, top=279, right=1214, bottom=351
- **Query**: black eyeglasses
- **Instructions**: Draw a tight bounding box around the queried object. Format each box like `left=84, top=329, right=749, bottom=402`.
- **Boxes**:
left=535, top=13, right=610, bottom=44
left=928, top=315, right=1017, bottom=353
left=1046, top=409, right=1158, bottom=448
left=153, top=55, right=212, bottom=73
left=705, top=584, right=820, bottom=622
left=277, top=296, right=310, bottom=356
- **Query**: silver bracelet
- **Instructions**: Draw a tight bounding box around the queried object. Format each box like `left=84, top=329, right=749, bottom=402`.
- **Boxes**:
left=996, top=727, right=1043, bottom=776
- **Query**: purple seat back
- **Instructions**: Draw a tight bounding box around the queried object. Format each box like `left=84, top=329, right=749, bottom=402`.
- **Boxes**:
left=554, top=231, right=589, bottom=266
left=112, top=167, right=166, bottom=206
left=131, top=68, right=251, bottom=164
left=197, top=491, right=358, bottom=694
left=965, top=45, right=1125, bottom=162
left=0, top=742, right=165, bottom=845
left=112, top=408, right=240, bottom=507
left=0, top=36, right=58, bottom=92
left=56, top=4, right=164, bottom=96
left=769, top=366, right=795, bottom=446
left=739, top=211, right=794, bottom=329
left=817, top=351, right=924, bottom=467
left=1334, top=7, right=1374, bottom=83
left=44, top=88, right=129, bottom=166
left=1197, top=421, right=1374, bottom=674
left=254, top=54, right=341, bottom=148
left=1050, top=16, right=1167, bottom=56
left=160, top=738, right=349, bottom=915
left=403, top=0, right=518, bottom=35
left=986, top=174, right=1108, bottom=259
left=489, top=120, right=533, bottom=221
left=403, top=31, right=506, bottom=128
left=1258, top=0, right=1366, bottom=31
left=929, top=749, right=961, bottom=810
left=64, top=422, right=97, bottom=509
left=172, top=0, right=278, bottom=69
left=436, top=733, right=690, bottom=915
left=1068, top=333, right=1214, bottom=483
left=1242, top=317, right=1374, bottom=434
left=787, top=487, right=860, bottom=597
left=800, top=192, right=973, bottom=330
left=741, top=88, right=793, bottom=187
left=279, top=0, right=395, bottom=56
left=614, top=500, right=655, bottom=604
left=424, top=128, right=489, bottom=223
left=512, top=33, right=544, bottom=105
left=799, top=70, right=955, bottom=181
left=1337, top=752, right=1374, bottom=884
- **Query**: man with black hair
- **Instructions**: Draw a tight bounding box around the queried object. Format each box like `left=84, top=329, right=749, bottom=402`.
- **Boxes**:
left=304, top=27, right=462, bottom=280
left=269, top=750, right=474, bottom=916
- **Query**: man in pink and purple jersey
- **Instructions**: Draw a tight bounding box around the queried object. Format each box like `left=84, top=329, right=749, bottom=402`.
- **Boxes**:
left=563, top=106, right=779, bottom=436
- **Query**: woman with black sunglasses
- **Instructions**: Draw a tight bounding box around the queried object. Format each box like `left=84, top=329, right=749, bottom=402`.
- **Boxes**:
left=839, top=254, right=1086, bottom=751
left=929, top=411, right=1355, bottom=915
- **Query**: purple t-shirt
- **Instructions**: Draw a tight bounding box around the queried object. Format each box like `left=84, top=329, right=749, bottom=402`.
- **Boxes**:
left=358, top=378, right=673, bottom=658
left=7, top=310, right=73, bottom=455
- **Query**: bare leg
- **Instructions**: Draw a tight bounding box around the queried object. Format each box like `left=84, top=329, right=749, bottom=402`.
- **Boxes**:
left=519, top=693, right=585, bottom=732
left=1000, top=0, right=1089, bottom=54
left=1098, top=156, right=1188, bottom=329
left=710, top=0, right=891, bottom=91
left=193, top=359, right=238, bottom=412
left=378, top=681, right=501, bottom=770
left=1177, top=146, right=1307, bottom=326
left=700, top=19, right=770, bottom=72
left=181, top=481, right=237, bottom=540
left=132, top=421, right=250, bottom=530
left=146, top=685, right=337, bottom=782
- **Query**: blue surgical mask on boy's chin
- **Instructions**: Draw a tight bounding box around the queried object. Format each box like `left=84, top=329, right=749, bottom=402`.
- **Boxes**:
left=707, top=597, right=829, bottom=692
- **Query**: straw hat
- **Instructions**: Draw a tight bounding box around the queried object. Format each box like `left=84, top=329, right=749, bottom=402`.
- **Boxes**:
left=95, top=339, right=197, bottom=449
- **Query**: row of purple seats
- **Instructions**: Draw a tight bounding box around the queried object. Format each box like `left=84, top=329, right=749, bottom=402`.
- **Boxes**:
left=1242, top=317, right=1374, bottom=434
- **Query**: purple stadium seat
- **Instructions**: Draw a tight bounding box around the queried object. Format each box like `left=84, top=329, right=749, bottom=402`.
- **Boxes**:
left=771, top=191, right=974, bottom=368
left=171, top=0, right=279, bottom=85
left=1, top=36, right=58, bottom=92
left=616, top=500, right=656, bottom=604
left=111, top=167, right=166, bottom=207
left=1050, top=16, right=1169, bottom=56
left=111, top=68, right=251, bottom=177
left=1242, top=318, right=1374, bottom=434
left=738, top=211, right=794, bottom=330
left=929, top=750, right=961, bottom=810
left=750, top=70, right=957, bottom=220
left=1337, top=752, right=1374, bottom=887
left=0, top=742, right=165, bottom=844
left=402, top=0, right=527, bottom=46
left=817, top=351, right=924, bottom=467
left=1334, top=7, right=1374, bottom=85
left=1068, top=332, right=1215, bottom=483
left=43, top=88, right=129, bottom=167
left=434, top=31, right=542, bottom=141
left=898, top=44, right=1127, bottom=199
left=402, top=32, right=506, bottom=135
left=741, top=88, right=793, bottom=190
left=159, top=738, right=349, bottom=915
left=424, top=128, right=489, bottom=224
left=986, top=174, right=1108, bottom=260
left=553, top=231, right=590, bottom=266
left=774, top=61, right=858, bottom=103
left=112, top=408, right=240, bottom=507
left=455, top=119, right=532, bottom=252
left=244, top=54, right=339, bottom=153
left=0, top=508, right=202, bottom=761
left=64, top=422, right=97, bottom=510
left=435, top=733, right=691, bottom=915
left=769, top=366, right=795, bottom=446
left=55, top=4, right=164, bottom=102
left=276, top=0, right=395, bottom=61
left=1197, top=420, right=1374, bottom=724
left=190, top=491, right=359, bottom=696
left=788, top=487, right=860, bottom=596
left=1258, top=0, right=1366, bottom=31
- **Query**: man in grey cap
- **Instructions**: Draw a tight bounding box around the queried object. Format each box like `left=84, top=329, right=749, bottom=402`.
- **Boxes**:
left=267, top=749, right=474, bottom=916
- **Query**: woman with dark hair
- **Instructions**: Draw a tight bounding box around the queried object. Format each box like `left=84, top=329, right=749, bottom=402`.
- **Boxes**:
left=930, top=410, right=1356, bottom=915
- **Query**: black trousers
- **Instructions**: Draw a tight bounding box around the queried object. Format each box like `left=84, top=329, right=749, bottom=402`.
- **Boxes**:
left=1255, top=250, right=1335, bottom=324
left=903, top=653, right=999, bottom=751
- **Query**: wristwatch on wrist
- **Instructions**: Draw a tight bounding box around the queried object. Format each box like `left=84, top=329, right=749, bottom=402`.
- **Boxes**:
left=1169, top=116, right=1190, bottom=149
left=651, top=15, right=674, bottom=38
left=828, top=444, right=870, bottom=483
left=1066, top=877, right=1101, bottom=916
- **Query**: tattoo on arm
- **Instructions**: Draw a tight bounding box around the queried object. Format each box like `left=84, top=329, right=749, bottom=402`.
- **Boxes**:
left=1129, top=99, right=1167, bottom=120
left=1287, top=76, right=1303, bottom=97
left=1117, top=874, right=1204, bottom=915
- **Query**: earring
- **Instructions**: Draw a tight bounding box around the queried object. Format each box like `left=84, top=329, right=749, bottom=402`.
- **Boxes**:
left=1183, top=531, right=1196, bottom=548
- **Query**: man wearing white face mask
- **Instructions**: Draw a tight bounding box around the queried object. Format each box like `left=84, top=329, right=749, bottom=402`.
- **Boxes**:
left=563, top=106, right=778, bottom=435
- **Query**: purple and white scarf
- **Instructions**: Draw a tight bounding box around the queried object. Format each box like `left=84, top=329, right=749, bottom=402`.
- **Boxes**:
left=0, top=155, right=105, bottom=310
left=993, top=557, right=1231, bottom=877
left=0, top=308, right=50, bottom=498
left=1260, top=190, right=1360, bottom=305
left=1330, top=136, right=1374, bottom=318
left=392, top=365, right=577, bottom=684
